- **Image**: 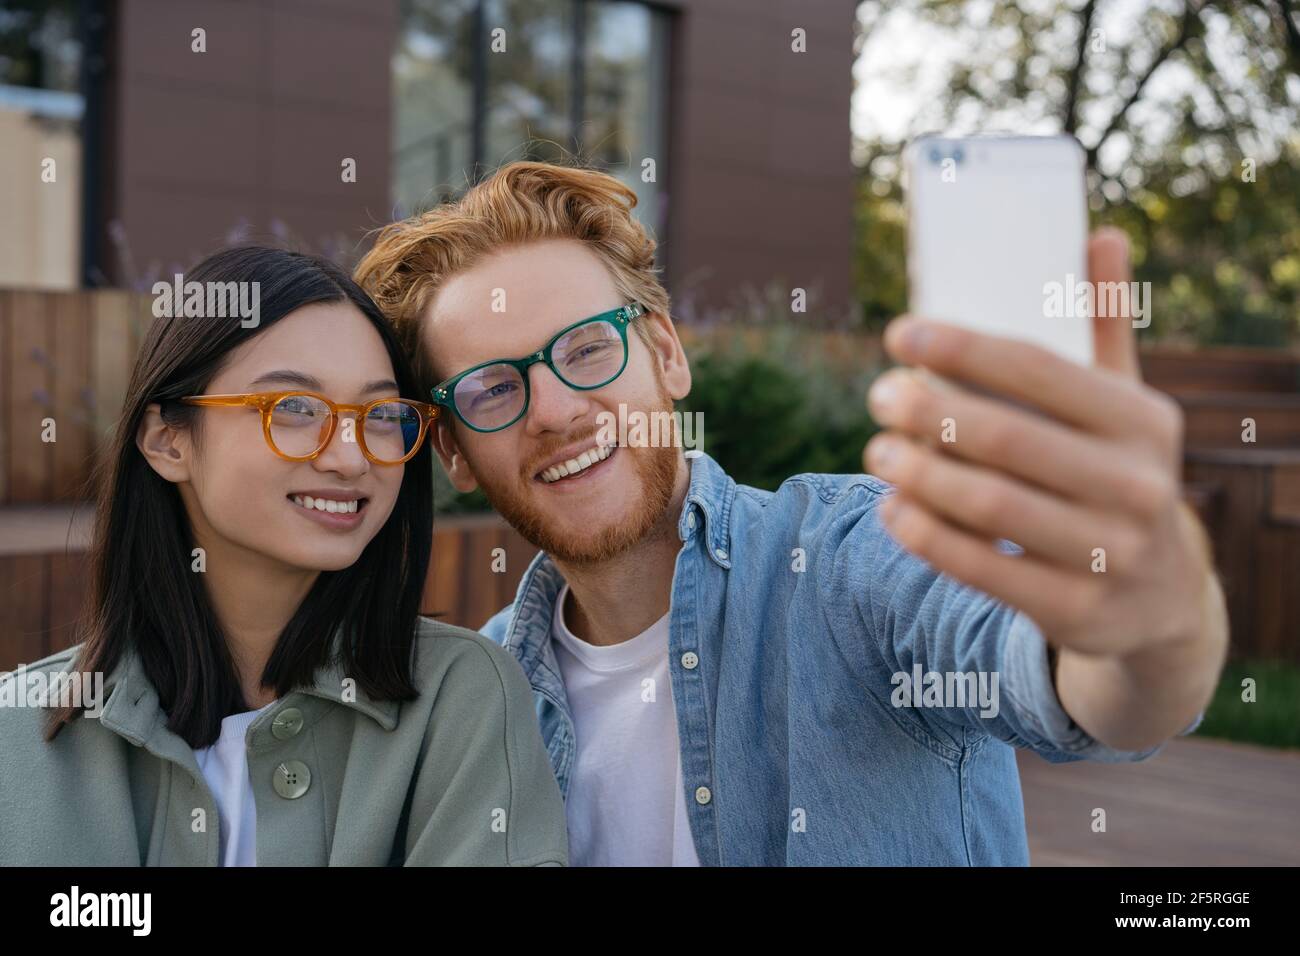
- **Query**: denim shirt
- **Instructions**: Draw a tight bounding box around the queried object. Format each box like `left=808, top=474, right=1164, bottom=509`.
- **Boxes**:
left=482, top=451, right=1196, bottom=865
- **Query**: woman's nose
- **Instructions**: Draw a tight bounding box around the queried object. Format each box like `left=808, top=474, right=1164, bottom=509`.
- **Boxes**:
left=312, top=413, right=370, bottom=474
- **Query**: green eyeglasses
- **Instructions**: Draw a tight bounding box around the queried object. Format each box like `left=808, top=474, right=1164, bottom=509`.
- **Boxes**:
left=431, top=302, right=647, bottom=433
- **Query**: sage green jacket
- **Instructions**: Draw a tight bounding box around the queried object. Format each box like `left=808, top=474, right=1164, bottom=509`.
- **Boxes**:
left=0, top=618, right=567, bottom=866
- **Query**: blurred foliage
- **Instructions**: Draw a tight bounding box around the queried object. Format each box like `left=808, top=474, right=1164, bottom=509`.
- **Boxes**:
left=0, top=0, right=79, bottom=91
left=853, top=0, right=1300, bottom=347
left=103, top=217, right=360, bottom=292
left=1196, top=659, right=1300, bottom=749
left=1099, top=159, right=1300, bottom=346
left=679, top=328, right=881, bottom=492
left=854, top=162, right=908, bottom=328
left=432, top=460, right=491, bottom=515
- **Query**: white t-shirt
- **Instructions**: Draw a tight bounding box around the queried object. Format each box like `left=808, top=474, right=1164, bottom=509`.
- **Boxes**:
left=550, top=584, right=701, bottom=867
left=192, top=701, right=276, bottom=867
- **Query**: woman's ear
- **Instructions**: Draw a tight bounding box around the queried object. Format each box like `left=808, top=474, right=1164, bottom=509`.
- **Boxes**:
left=431, top=419, right=480, bottom=493
left=136, top=403, right=193, bottom=483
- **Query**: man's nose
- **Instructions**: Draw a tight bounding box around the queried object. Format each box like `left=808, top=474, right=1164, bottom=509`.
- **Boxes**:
left=524, top=363, right=591, bottom=436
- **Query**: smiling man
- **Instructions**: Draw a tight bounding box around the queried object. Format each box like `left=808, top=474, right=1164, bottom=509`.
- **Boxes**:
left=355, top=161, right=1227, bottom=866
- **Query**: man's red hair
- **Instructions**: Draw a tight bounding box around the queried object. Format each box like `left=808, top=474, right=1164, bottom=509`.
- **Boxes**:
left=355, top=160, right=670, bottom=385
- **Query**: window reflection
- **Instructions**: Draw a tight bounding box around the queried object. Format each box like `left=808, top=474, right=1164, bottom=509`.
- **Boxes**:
left=393, top=0, right=477, bottom=216
left=0, top=0, right=83, bottom=288
left=484, top=0, right=573, bottom=168
left=393, top=0, right=669, bottom=239
left=581, top=1, right=669, bottom=236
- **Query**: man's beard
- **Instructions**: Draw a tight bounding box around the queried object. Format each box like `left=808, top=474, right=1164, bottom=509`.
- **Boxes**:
left=464, top=391, right=681, bottom=566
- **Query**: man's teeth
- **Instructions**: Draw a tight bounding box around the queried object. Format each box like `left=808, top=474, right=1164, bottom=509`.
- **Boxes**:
left=540, top=444, right=614, bottom=483
left=291, top=495, right=360, bottom=514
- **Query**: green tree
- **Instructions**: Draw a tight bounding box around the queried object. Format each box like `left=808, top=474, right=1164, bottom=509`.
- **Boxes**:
left=853, top=0, right=1300, bottom=345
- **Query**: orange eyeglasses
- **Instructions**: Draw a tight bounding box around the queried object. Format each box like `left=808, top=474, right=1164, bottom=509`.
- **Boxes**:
left=177, top=391, right=440, bottom=465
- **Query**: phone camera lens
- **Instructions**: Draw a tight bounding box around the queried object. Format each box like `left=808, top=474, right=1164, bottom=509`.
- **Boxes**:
left=953, top=147, right=965, bottom=163
left=928, top=147, right=942, bottom=164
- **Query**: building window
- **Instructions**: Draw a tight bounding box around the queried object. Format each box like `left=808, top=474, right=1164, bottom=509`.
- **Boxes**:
left=580, top=0, right=669, bottom=243
left=393, top=0, right=477, bottom=214
left=0, top=0, right=83, bottom=289
left=393, top=0, right=670, bottom=239
left=483, top=0, right=573, bottom=170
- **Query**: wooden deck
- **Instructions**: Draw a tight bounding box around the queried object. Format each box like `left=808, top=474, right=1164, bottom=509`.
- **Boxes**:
left=1019, top=736, right=1300, bottom=866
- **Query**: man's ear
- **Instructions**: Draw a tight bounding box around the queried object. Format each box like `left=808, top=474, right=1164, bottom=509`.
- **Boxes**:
left=135, top=403, right=192, bottom=483
left=644, top=310, right=691, bottom=401
left=431, top=418, right=480, bottom=493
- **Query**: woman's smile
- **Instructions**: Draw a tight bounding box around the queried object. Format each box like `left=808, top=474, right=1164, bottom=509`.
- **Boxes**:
left=287, top=490, right=369, bottom=530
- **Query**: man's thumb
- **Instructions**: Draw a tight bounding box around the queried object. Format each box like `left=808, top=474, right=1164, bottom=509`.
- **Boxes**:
left=1088, top=226, right=1142, bottom=379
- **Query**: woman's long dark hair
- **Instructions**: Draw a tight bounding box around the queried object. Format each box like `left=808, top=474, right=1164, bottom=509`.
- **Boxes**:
left=46, top=246, right=434, bottom=747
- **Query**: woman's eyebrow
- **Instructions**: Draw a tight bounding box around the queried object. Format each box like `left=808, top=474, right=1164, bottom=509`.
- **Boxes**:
left=247, top=371, right=400, bottom=394
left=249, top=369, right=320, bottom=389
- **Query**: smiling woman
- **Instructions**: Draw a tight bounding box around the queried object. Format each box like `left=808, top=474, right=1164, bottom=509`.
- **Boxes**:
left=0, top=246, right=568, bottom=868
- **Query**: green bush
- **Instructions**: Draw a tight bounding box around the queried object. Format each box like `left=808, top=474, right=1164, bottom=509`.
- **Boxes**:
left=679, top=328, right=881, bottom=492
left=432, top=463, right=490, bottom=515
left=1195, top=659, right=1300, bottom=750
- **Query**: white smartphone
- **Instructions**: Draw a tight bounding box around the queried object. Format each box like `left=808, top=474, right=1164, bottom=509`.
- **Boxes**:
left=904, top=133, right=1093, bottom=365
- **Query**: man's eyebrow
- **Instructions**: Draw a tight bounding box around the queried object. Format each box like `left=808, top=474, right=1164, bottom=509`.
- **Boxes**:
left=247, top=371, right=401, bottom=394
left=464, top=304, right=622, bottom=366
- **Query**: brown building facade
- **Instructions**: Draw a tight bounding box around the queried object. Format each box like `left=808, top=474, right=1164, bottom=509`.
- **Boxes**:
left=8, top=0, right=857, bottom=319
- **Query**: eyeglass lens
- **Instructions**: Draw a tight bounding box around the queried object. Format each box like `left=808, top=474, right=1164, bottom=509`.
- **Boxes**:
left=268, top=394, right=423, bottom=462
left=452, top=319, right=625, bottom=430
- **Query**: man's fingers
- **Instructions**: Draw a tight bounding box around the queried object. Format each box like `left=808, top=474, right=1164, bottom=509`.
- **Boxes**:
left=877, top=493, right=1099, bottom=638
left=1088, top=227, right=1142, bottom=380
left=866, top=367, right=1183, bottom=513
left=865, top=431, right=1136, bottom=571
left=865, top=368, right=1142, bottom=506
left=881, top=317, right=1156, bottom=437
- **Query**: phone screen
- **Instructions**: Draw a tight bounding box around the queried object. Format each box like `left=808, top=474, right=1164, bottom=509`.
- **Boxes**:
left=904, top=134, right=1093, bottom=366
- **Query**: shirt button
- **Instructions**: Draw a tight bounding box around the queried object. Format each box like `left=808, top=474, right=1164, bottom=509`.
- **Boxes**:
left=714, top=548, right=728, bottom=561
left=273, top=760, right=311, bottom=799
left=694, top=785, right=712, bottom=806
left=686, top=512, right=696, bottom=530
left=681, top=651, right=699, bottom=670
left=271, top=707, right=304, bottom=740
